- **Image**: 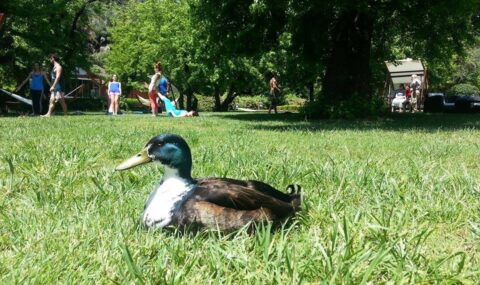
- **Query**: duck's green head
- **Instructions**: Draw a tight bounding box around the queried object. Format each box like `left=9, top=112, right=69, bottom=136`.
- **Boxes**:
left=116, top=134, right=193, bottom=178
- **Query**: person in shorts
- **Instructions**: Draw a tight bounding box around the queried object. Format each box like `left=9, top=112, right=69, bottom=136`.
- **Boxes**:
left=107, top=74, right=122, bottom=115
left=42, top=54, right=67, bottom=117
left=268, top=73, right=280, bottom=114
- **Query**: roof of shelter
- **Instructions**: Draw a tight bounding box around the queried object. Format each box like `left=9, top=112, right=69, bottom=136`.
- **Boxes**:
left=385, top=59, right=426, bottom=85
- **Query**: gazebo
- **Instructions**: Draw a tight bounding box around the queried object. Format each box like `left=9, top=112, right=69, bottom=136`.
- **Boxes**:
left=384, top=59, right=428, bottom=110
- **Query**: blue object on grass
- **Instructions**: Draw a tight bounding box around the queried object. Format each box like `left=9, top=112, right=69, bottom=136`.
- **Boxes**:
left=160, top=96, right=187, bottom=117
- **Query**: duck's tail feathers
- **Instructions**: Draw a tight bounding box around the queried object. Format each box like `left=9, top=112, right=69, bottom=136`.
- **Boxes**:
left=286, top=184, right=303, bottom=211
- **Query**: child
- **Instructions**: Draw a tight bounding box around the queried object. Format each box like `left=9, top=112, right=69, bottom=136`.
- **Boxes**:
left=107, top=74, right=122, bottom=115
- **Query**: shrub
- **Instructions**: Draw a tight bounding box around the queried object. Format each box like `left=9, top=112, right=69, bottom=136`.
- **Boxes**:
left=235, top=96, right=269, bottom=110
left=285, top=94, right=306, bottom=106
left=194, top=95, right=215, bottom=112
left=121, top=97, right=146, bottom=111
left=447, top=83, right=480, bottom=96
left=277, top=104, right=303, bottom=112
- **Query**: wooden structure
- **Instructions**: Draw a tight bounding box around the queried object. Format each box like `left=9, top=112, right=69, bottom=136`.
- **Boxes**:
left=73, top=67, right=108, bottom=98
left=384, top=59, right=428, bottom=110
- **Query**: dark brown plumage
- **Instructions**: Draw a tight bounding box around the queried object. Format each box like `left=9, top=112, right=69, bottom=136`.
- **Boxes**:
left=173, top=178, right=302, bottom=230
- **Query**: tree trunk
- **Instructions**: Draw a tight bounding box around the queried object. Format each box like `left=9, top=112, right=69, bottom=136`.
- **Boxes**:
left=321, top=10, right=374, bottom=106
left=213, top=85, right=221, bottom=111
left=213, top=85, right=237, bottom=112
left=64, top=0, right=98, bottom=64
left=219, top=89, right=237, bottom=111
left=308, top=81, right=314, bottom=102
left=178, top=92, right=185, bottom=109
left=185, top=88, right=193, bottom=111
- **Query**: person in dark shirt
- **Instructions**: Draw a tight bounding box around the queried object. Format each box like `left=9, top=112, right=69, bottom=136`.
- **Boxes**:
left=16, top=63, right=51, bottom=115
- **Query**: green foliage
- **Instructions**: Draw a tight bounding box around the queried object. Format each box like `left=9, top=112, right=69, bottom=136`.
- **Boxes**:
left=447, top=83, right=480, bottom=96
left=105, top=0, right=279, bottom=111
left=277, top=104, right=302, bottom=112
left=195, top=0, right=480, bottom=117
left=235, top=96, right=269, bottom=109
left=1, top=113, right=480, bottom=282
left=106, top=0, right=193, bottom=87
left=0, top=0, right=104, bottom=84
left=194, top=95, right=215, bottom=112
left=119, top=97, right=136, bottom=112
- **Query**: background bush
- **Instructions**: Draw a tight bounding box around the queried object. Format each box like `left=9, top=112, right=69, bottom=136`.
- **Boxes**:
left=447, top=83, right=480, bottom=96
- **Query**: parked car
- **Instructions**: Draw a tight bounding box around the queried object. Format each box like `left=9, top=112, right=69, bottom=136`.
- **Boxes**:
left=424, top=93, right=480, bottom=113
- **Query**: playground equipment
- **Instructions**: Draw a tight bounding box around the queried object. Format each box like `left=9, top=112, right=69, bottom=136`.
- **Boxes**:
left=0, top=89, right=33, bottom=105
left=0, top=85, right=84, bottom=115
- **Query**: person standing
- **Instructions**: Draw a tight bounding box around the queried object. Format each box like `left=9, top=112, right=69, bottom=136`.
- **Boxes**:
left=148, top=62, right=162, bottom=117
left=42, top=54, right=67, bottom=117
left=157, top=75, right=170, bottom=113
left=15, top=63, right=51, bottom=115
left=268, top=73, right=280, bottom=114
left=158, top=75, right=169, bottom=98
left=107, top=74, right=122, bottom=115
left=410, top=74, right=422, bottom=112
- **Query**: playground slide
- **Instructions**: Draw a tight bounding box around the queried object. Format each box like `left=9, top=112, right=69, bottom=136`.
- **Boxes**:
left=0, top=89, right=33, bottom=106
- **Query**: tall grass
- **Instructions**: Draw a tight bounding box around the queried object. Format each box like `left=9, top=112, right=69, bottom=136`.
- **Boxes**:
left=0, top=113, right=479, bottom=283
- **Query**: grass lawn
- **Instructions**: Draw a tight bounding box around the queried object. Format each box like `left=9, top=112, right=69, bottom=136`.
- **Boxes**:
left=1, top=112, right=480, bottom=284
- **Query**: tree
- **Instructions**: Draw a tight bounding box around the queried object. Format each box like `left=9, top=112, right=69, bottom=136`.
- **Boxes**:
left=105, top=0, right=197, bottom=108
left=195, top=0, right=480, bottom=117
left=105, top=0, right=267, bottom=111
left=0, top=0, right=104, bottom=87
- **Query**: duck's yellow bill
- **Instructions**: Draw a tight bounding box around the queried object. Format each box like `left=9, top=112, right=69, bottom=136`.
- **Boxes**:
left=115, top=148, right=152, bottom=171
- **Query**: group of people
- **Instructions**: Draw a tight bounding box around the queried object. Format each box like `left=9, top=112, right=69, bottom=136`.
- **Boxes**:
left=15, top=57, right=198, bottom=118
left=15, top=54, right=67, bottom=117
left=16, top=55, right=283, bottom=117
left=107, top=64, right=198, bottom=117
left=392, top=74, right=422, bottom=112
left=146, top=62, right=197, bottom=117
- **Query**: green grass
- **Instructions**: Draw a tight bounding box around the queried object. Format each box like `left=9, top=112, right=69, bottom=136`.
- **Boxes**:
left=1, top=112, right=480, bottom=284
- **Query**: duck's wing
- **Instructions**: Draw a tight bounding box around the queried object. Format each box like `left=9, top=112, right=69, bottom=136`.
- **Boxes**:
left=178, top=199, right=277, bottom=230
left=197, top=177, right=293, bottom=202
left=192, top=179, right=295, bottom=216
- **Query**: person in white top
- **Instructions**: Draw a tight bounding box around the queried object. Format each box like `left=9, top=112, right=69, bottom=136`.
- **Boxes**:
left=148, top=62, right=162, bottom=117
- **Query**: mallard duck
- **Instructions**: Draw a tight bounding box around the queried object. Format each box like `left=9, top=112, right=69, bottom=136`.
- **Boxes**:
left=116, top=134, right=302, bottom=230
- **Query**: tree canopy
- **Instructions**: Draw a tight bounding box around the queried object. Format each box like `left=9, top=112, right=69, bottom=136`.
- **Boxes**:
left=1, top=0, right=480, bottom=116
left=0, top=0, right=109, bottom=86
left=195, top=0, right=480, bottom=117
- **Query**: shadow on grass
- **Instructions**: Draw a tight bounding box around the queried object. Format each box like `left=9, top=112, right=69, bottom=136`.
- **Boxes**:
left=216, top=112, right=480, bottom=132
